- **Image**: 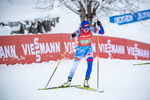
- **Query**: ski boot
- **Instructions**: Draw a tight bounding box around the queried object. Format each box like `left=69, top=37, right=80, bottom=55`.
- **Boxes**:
left=84, top=77, right=90, bottom=87
left=62, top=77, right=72, bottom=87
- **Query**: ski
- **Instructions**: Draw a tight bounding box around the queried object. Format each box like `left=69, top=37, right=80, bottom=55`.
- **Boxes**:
left=76, top=87, right=104, bottom=93
left=133, top=62, right=150, bottom=66
left=38, top=85, right=81, bottom=90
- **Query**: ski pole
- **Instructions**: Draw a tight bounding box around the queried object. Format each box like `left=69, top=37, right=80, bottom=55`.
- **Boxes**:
left=97, top=18, right=100, bottom=89
left=45, top=39, right=73, bottom=88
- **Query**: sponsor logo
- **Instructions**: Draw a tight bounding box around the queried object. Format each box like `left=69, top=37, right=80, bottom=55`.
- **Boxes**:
left=138, top=11, right=150, bottom=20
left=0, top=45, right=17, bottom=58
left=21, top=38, right=60, bottom=62
left=80, top=35, right=91, bottom=38
left=114, top=15, right=133, bottom=24
left=127, top=44, right=149, bottom=59
left=110, top=10, right=150, bottom=25
left=99, top=39, right=125, bottom=59
left=84, top=24, right=89, bottom=27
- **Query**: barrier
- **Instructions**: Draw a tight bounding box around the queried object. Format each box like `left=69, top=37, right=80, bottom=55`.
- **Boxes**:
left=110, top=9, right=150, bottom=25
left=0, top=33, right=150, bottom=65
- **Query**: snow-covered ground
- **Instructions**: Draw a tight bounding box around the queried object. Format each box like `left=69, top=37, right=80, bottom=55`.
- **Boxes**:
left=0, top=59, right=150, bottom=100
left=0, top=0, right=150, bottom=100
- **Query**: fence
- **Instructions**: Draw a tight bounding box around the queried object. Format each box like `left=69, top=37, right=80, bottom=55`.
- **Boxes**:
left=0, top=33, right=150, bottom=65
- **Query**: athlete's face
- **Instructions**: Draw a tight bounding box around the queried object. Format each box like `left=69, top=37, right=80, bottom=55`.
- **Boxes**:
left=83, top=28, right=90, bottom=33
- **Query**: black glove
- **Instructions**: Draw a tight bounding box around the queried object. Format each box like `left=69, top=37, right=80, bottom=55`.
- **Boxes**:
left=71, top=32, right=76, bottom=38
left=97, top=21, right=101, bottom=26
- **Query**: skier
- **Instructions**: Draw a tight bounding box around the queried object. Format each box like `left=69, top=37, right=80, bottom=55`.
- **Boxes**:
left=62, top=20, right=104, bottom=87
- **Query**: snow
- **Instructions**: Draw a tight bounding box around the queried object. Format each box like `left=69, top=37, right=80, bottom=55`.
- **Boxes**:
left=0, top=59, right=150, bottom=100
left=0, top=0, right=150, bottom=100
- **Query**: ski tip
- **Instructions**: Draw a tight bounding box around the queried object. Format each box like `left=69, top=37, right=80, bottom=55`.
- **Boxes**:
left=38, top=85, right=81, bottom=90
left=98, top=90, right=104, bottom=93
left=38, top=88, right=48, bottom=90
left=76, top=87, right=104, bottom=93
left=133, top=62, right=150, bottom=66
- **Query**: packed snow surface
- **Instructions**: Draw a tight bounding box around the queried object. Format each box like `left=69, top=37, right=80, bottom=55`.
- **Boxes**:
left=0, top=59, right=150, bottom=100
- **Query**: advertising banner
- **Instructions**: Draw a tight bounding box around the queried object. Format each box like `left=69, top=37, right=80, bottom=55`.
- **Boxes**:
left=110, top=9, right=150, bottom=25
left=0, top=33, right=150, bottom=65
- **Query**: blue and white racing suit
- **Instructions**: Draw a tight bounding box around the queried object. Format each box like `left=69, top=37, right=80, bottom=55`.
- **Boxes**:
left=68, top=25, right=104, bottom=79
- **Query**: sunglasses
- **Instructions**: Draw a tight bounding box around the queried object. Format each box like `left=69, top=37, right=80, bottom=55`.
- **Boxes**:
left=83, top=28, right=90, bottom=32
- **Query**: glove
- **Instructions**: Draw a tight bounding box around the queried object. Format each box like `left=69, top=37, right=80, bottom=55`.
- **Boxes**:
left=70, top=32, right=76, bottom=39
left=71, top=32, right=76, bottom=38
left=97, top=21, right=101, bottom=26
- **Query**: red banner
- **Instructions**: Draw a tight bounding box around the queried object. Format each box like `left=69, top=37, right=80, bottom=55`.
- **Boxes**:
left=0, top=33, right=149, bottom=65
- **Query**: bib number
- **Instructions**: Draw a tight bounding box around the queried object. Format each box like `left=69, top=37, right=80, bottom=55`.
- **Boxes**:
left=80, top=39, right=91, bottom=45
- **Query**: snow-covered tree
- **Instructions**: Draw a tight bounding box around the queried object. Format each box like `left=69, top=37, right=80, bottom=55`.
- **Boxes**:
left=36, top=0, right=144, bottom=26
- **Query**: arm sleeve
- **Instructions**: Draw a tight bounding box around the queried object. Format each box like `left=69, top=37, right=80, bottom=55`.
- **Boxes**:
left=90, top=25, right=104, bottom=35
left=99, top=25, right=105, bottom=34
